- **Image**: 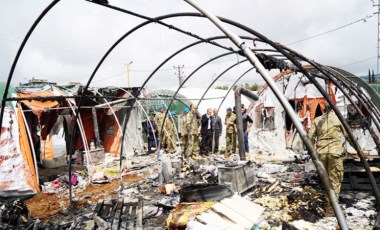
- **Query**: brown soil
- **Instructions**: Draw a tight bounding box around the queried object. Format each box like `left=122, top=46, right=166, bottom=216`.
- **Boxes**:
left=25, top=172, right=148, bottom=220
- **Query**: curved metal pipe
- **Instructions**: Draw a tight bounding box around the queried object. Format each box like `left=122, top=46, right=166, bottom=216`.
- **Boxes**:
left=184, top=0, right=348, bottom=228
left=323, top=67, right=380, bottom=132
left=158, top=51, right=237, bottom=153
left=320, top=67, right=380, bottom=152
left=276, top=45, right=380, bottom=208
left=216, top=68, right=255, bottom=113
left=209, top=7, right=380, bottom=213
left=0, top=0, right=60, bottom=136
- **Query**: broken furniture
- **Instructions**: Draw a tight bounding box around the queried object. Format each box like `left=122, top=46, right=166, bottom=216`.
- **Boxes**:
left=93, top=197, right=143, bottom=229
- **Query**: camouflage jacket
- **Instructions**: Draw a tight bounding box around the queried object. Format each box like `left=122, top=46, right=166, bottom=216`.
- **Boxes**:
left=308, top=112, right=351, bottom=157
left=154, top=111, right=165, bottom=131
left=165, top=119, right=176, bottom=136
left=225, top=113, right=236, bottom=134
left=186, top=112, right=199, bottom=135
left=180, top=113, right=188, bottom=135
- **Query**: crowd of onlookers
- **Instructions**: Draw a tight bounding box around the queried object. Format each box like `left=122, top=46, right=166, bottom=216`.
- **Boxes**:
left=143, top=104, right=253, bottom=159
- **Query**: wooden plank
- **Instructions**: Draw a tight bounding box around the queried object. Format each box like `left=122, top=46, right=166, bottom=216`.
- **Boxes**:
left=94, top=199, right=104, bottom=216
left=136, top=197, right=143, bottom=229
left=123, top=202, right=131, bottom=229
left=102, top=204, right=112, bottom=219
left=109, top=200, right=118, bottom=218
left=111, top=199, right=123, bottom=230
left=127, top=203, right=137, bottom=229
left=119, top=206, right=128, bottom=230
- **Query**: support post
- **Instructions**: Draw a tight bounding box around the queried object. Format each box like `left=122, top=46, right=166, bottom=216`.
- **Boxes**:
left=234, top=87, right=259, bottom=160
left=92, top=108, right=101, bottom=148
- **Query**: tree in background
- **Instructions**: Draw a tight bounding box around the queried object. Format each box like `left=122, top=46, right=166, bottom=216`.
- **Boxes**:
left=372, top=69, right=377, bottom=84
left=369, top=69, right=372, bottom=83
left=215, top=82, right=260, bottom=91
left=215, top=85, right=228, bottom=90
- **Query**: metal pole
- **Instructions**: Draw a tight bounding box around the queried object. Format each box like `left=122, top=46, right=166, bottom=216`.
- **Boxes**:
left=91, top=108, right=101, bottom=148
left=183, top=1, right=348, bottom=229
left=234, top=87, right=259, bottom=160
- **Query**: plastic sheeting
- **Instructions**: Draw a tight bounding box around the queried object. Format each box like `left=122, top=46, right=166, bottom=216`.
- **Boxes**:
left=249, top=73, right=379, bottom=155
left=0, top=107, right=39, bottom=197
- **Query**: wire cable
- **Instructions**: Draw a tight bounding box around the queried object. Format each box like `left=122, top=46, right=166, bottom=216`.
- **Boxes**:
left=287, top=13, right=374, bottom=46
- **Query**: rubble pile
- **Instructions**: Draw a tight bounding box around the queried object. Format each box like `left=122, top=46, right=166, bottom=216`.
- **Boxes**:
left=2, top=151, right=377, bottom=230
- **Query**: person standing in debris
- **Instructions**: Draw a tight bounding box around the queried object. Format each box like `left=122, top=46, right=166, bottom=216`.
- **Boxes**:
left=212, top=108, right=222, bottom=153
left=154, top=105, right=165, bottom=149
left=143, top=112, right=159, bottom=154
left=164, top=111, right=177, bottom=153
left=225, top=107, right=237, bottom=157
left=241, top=105, right=253, bottom=153
left=180, top=107, right=190, bottom=158
left=186, top=104, right=201, bottom=160
left=308, top=104, right=353, bottom=216
left=200, top=108, right=214, bottom=155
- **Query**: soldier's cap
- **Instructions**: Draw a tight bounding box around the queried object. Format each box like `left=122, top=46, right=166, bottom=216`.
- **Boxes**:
left=157, top=104, right=164, bottom=110
left=226, top=107, right=232, bottom=111
left=169, top=111, right=176, bottom=116
left=183, top=107, right=190, bottom=113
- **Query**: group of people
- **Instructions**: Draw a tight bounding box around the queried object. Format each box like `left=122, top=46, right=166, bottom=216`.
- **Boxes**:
left=143, top=100, right=355, bottom=217
left=143, top=104, right=254, bottom=160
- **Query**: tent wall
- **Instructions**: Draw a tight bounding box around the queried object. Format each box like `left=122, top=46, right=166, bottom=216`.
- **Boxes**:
left=0, top=106, right=39, bottom=197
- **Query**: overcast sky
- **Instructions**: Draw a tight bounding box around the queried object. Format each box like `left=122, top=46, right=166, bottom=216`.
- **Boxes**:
left=0, top=0, right=378, bottom=91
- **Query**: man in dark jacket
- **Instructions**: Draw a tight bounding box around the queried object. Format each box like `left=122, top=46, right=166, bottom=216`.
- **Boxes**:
left=200, top=108, right=214, bottom=154
left=212, top=108, right=222, bottom=153
left=241, top=105, right=253, bottom=153
left=143, top=112, right=159, bottom=154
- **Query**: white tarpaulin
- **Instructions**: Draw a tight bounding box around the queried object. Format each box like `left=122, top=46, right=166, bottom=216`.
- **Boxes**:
left=0, top=107, right=37, bottom=197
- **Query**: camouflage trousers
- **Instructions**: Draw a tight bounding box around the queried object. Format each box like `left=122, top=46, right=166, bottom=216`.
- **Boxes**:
left=189, top=134, right=199, bottom=156
left=165, top=134, right=176, bottom=153
left=181, top=134, right=189, bottom=158
left=319, top=153, right=344, bottom=196
left=225, top=132, right=236, bottom=154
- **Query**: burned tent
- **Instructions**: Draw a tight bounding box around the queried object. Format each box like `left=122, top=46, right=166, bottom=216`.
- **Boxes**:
left=249, top=67, right=379, bottom=156
left=2, top=1, right=380, bottom=228
left=0, top=82, right=144, bottom=197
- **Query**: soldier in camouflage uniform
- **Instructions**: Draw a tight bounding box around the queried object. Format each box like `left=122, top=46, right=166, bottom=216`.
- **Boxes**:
left=308, top=104, right=352, bottom=216
left=186, top=104, right=200, bottom=159
left=165, top=111, right=177, bottom=153
left=154, top=105, right=165, bottom=148
left=180, top=107, right=190, bottom=158
left=225, top=107, right=237, bottom=156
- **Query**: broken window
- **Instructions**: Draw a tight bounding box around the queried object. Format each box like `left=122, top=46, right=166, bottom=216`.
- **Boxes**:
left=255, top=103, right=275, bottom=130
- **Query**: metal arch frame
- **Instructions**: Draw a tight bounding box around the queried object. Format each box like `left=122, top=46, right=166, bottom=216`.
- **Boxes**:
left=194, top=60, right=247, bottom=110
left=2, top=2, right=378, bottom=221
left=183, top=2, right=345, bottom=228
left=189, top=11, right=380, bottom=212
left=273, top=45, right=380, bottom=207
left=258, top=67, right=380, bottom=151
left=157, top=51, right=236, bottom=152
left=0, top=0, right=60, bottom=135
left=216, top=67, right=255, bottom=113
